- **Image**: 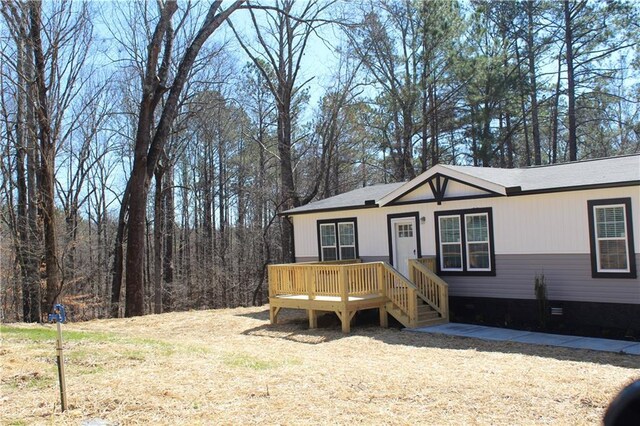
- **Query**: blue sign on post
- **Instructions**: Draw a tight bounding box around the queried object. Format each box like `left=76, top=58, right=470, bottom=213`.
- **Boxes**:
left=48, top=304, right=66, bottom=323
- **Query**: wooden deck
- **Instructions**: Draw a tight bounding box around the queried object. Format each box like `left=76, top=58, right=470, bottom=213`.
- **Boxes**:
left=268, top=258, right=448, bottom=333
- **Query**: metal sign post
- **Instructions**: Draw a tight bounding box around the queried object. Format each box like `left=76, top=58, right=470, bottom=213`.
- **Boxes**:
left=49, top=304, right=67, bottom=412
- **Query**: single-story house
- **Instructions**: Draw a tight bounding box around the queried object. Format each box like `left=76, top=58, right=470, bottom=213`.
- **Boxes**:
left=279, top=154, right=639, bottom=334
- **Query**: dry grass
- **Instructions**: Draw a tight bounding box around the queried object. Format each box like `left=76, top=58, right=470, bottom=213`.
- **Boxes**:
left=1, top=306, right=638, bottom=425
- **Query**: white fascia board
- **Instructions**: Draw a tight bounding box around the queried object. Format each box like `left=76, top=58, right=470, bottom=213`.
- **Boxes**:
left=376, top=164, right=508, bottom=207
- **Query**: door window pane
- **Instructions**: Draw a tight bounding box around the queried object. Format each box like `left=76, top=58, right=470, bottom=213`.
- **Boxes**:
left=398, top=224, right=413, bottom=238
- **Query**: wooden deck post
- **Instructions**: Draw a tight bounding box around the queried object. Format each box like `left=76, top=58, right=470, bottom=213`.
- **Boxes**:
left=340, top=268, right=350, bottom=332
left=340, top=267, right=349, bottom=302
left=408, top=289, right=417, bottom=327
left=267, top=265, right=274, bottom=299
left=377, top=263, right=388, bottom=327
left=409, top=260, right=415, bottom=284
left=269, top=306, right=281, bottom=324
left=308, top=309, right=317, bottom=329
left=441, top=286, right=450, bottom=321
left=307, top=267, right=315, bottom=300
left=379, top=305, right=388, bottom=327
left=340, top=311, right=350, bottom=333
left=377, top=263, right=385, bottom=297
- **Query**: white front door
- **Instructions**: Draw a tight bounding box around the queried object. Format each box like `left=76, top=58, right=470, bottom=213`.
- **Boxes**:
left=392, top=219, right=418, bottom=277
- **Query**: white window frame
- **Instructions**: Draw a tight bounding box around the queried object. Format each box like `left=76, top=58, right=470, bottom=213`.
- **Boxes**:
left=465, top=212, right=491, bottom=272
left=337, top=222, right=356, bottom=260
left=319, top=223, right=337, bottom=262
left=318, top=219, right=358, bottom=262
left=435, top=208, right=495, bottom=275
left=593, top=204, right=630, bottom=273
left=439, top=215, right=463, bottom=272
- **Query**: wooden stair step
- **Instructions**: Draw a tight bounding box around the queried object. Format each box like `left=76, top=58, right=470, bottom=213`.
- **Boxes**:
left=418, top=310, right=440, bottom=320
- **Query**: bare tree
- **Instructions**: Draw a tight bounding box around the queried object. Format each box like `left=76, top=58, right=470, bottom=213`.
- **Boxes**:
left=1, top=0, right=94, bottom=317
left=113, top=0, right=243, bottom=317
left=229, top=0, right=334, bottom=262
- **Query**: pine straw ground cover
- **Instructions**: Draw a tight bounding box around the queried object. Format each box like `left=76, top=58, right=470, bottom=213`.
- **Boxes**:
left=1, top=307, right=638, bottom=425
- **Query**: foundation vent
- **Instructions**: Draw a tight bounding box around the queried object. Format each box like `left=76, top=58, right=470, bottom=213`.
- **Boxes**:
left=551, top=307, right=564, bottom=316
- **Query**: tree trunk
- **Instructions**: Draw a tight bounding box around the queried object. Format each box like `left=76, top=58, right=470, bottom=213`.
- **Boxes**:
left=110, top=183, right=130, bottom=317
left=526, top=1, right=542, bottom=165
left=278, top=89, right=296, bottom=263
left=505, top=112, right=514, bottom=168
left=163, top=159, right=175, bottom=310
left=29, top=1, right=61, bottom=315
left=564, top=0, right=577, bottom=161
left=120, top=1, right=243, bottom=316
left=125, top=164, right=149, bottom=317
left=13, top=33, right=41, bottom=322
left=551, top=49, right=563, bottom=164
left=429, top=84, right=439, bottom=167
left=514, top=38, right=531, bottom=167
left=153, top=163, right=165, bottom=314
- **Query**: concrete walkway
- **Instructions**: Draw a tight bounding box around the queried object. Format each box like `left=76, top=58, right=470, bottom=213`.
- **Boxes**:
left=410, top=323, right=640, bottom=356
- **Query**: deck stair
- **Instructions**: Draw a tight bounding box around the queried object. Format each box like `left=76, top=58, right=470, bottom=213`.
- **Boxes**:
left=268, top=257, right=449, bottom=332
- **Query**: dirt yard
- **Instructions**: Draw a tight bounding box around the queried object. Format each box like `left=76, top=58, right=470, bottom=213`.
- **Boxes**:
left=1, top=306, right=638, bottom=425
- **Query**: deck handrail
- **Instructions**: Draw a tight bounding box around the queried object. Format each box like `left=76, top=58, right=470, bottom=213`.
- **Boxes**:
left=378, top=262, right=417, bottom=326
left=295, top=259, right=363, bottom=265
left=408, top=259, right=449, bottom=321
left=414, top=256, right=436, bottom=273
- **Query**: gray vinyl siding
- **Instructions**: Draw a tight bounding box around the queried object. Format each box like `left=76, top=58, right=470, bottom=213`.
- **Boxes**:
left=446, top=254, right=640, bottom=305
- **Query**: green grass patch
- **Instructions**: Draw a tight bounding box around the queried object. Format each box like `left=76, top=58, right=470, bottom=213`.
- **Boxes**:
left=0, top=325, right=113, bottom=343
left=182, top=343, right=212, bottom=355
left=3, top=372, right=54, bottom=390
left=223, top=352, right=299, bottom=370
left=123, top=350, right=147, bottom=361
left=127, top=337, right=176, bottom=357
left=2, top=325, right=175, bottom=351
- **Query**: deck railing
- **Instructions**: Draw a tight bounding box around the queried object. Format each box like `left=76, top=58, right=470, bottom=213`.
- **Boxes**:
left=296, top=259, right=363, bottom=265
left=408, top=259, right=449, bottom=321
left=346, top=263, right=380, bottom=296
left=269, top=262, right=382, bottom=301
left=380, top=263, right=417, bottom=326
left=414, top=256, right=436, bottom=273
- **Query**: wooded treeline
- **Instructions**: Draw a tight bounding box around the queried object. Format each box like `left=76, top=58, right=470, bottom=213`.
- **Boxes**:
left=1, top=0, right=638, bottom=322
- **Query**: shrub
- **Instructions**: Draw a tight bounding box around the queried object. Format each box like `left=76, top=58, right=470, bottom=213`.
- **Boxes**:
left=534, top=273, right=549, bottom=330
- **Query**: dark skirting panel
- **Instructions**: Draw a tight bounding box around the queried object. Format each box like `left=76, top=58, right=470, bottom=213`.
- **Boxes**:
left=449, top=296, right=640, bottom=341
